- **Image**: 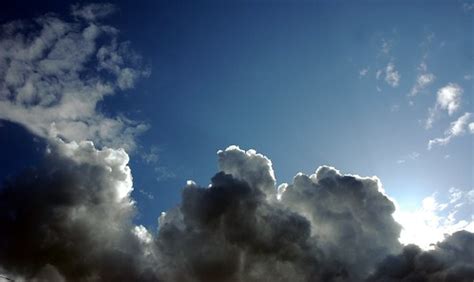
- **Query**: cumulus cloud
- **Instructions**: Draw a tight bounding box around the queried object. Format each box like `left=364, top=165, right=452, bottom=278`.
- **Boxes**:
left=0, top=6, right=472, bottom=280
left=428, top=112, right=473, bottom=149
left=156, top=147, right=401, bottom=281
left=0, top=140, right=159, bottom=281
left=0, top=3, right=149, bottom=150
left=436, top=83, right=463, bottom=116
left=1, top=144, right=473, bottom=281
left=368, top=230, right=474, bottom=282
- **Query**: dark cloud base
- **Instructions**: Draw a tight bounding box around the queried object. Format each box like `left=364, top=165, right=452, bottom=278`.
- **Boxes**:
left=0, top=144, right=472, bottom=282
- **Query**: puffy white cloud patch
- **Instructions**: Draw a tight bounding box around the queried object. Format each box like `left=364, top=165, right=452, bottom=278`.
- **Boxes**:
left=436, top=83, right=463, bottom=116
left=0, top=3, right=149, bottom=150
left=428, top=112, right=473, bottom=149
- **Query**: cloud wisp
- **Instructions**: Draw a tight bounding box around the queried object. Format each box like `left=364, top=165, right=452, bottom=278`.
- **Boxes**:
left=428, top=112, right=474, bottom=149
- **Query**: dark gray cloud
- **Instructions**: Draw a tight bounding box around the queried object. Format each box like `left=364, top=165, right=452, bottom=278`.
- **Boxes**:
left=0, top=140, right=159, bottom=281
left=368, top=230, right=474, bottom=282
left=0, top=144, right=473, bottom=281
left=280, top=165, right=402, bottom=281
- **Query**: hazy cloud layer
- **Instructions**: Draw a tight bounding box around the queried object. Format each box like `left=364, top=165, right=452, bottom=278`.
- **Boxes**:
left=0, top=3, right=149, bottom=150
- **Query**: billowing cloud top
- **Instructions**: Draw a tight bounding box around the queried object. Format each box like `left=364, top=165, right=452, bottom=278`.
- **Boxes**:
left=0, top=143, right=473, bottom=281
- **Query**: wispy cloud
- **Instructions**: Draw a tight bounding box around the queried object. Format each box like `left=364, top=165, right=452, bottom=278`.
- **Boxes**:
left=409, top=62, right=435, bottom=97
left=359, top=67, right=369, bottom=78
left=396, top=151, right=420, bottom=164
left=428, top=112, right=473, bottom=149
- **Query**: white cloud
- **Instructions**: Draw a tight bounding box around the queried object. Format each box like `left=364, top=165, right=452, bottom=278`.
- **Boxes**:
left=425, top=83, right=463, bottom=128
left=384, top=62, right=400, bottom=87
left=394, top=187, right=474, bottom=250
left=359, top=67, right=369, bottom=78
left=428, top=112, right=473, bottom=149
left=410, top=73, right=435, bottom=97
left=436, top=83, right=462, bottom=115
left=0, top=5, right=149, bottom=151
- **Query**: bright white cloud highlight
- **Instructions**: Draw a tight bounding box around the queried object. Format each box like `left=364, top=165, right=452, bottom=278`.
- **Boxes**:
left=394, top=187, right=474, bottom=250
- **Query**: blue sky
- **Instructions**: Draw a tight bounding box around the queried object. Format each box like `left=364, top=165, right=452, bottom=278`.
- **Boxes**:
left=0, top=0, right=472, bottom=246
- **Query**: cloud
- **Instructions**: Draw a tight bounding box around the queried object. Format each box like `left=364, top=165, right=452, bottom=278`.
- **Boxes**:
left=359, top=67, right=369, bottom=78
left=71, top=3, right=117, bottom=21
left=0, top=3, right=149, bottom=151
left=436, top=83, right=463, bottom=116
left=396, top=151, right=420, bottom=164
left=1, top=144, right=473, bottom=281
left=367, top=230, right=474, bottom=281
left=409, top=72, right=435, bottom=97
left=428, top=112, right=473, bottom=149
left=394, top=187, right=474, bottom=250
left=425, top=83, right=463, bottom=129
left=377, top=62, right=400, bottom=88
left=0, top=139, right=159, bottom=281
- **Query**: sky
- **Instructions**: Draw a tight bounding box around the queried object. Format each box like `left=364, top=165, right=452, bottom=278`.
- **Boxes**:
left=0, top=1, right=473, bottom=281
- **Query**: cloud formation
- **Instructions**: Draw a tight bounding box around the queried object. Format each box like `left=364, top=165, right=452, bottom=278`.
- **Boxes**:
left=428, top=112, right=473, bottom=149
left=0, top=4, right=472, bottom=282
left=384, top=62, right=400, bottom=87
left=0, top=140, right=159, bottom=281
left=394, top=187, right=474, bottom=250
left=368, top=230, right=474, bottom=282
left=0, top=3, right=149, bottom=150
left=426, top=83, right=463, bottom=129
left=1, top=144, right=473, bottom=281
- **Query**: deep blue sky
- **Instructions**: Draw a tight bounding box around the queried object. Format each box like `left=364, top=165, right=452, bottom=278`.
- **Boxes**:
left=0, top=0, right=472, bottom=230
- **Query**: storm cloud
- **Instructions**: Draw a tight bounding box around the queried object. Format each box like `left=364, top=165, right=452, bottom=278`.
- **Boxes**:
left=1, top=143, right=473, bottom=281
left=0, top=140, right=159, bottom=281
